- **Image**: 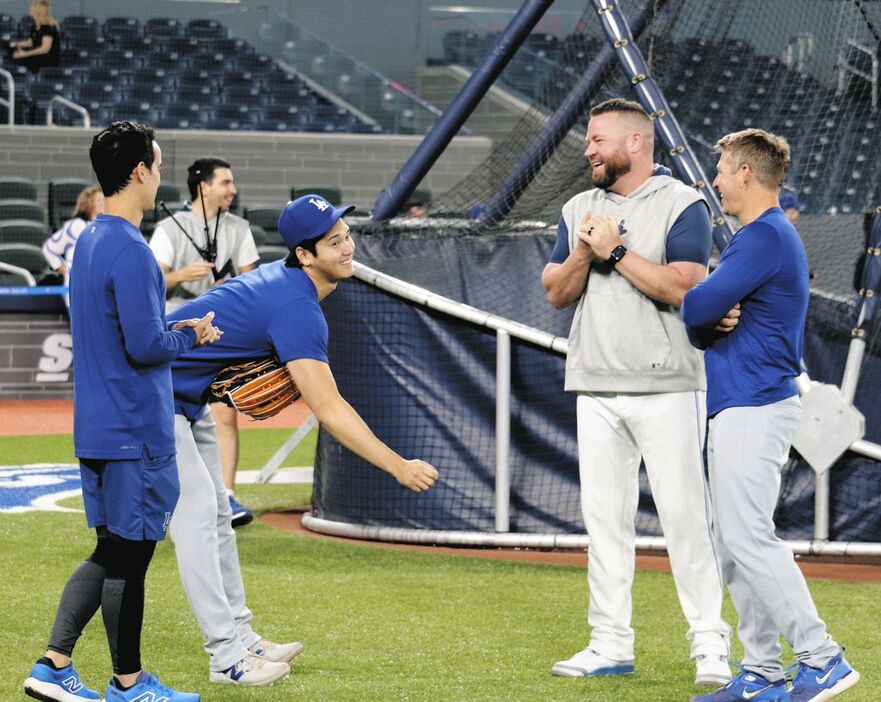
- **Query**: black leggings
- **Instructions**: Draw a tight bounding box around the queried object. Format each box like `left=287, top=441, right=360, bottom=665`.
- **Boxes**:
left=48, top=527, right=157, bottom=675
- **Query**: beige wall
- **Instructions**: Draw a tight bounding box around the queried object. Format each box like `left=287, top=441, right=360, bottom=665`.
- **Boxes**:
left=0, top=126, right=492, bottom=211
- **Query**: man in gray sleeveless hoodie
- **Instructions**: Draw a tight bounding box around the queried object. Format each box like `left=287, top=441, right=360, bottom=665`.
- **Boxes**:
left=542, top=98, right=731, bottom=686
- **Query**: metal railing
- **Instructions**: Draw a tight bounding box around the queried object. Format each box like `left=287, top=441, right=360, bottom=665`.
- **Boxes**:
left=301, top=260, right=881, bottom=554
left=46, top=96, right=90, bottom=128
left=0, top=67, right=14, bottom=126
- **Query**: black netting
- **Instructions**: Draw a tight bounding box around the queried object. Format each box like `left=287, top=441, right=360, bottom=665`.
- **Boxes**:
left=313, top=232, right=881, bottom=541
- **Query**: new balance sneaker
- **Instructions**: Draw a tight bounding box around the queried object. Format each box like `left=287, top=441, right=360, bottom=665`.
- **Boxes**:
left=551, top=647, right=634, bottom=677
left=228, top=495, right=254, bottom=528
left=788, top=652, right=860, bottom=702
left=209, top=654, right=289, bottom=686
left=24, top=659, right=101, bottom=702
left=104, top=671, right=199, bottom=701
left=692, top=670, right=791, bottom=702
left=696, top=654, right=733, bottom=686
left=250, top=638, right=305, bottom=664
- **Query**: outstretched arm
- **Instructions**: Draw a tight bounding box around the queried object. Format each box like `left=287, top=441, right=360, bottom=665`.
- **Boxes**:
left=286, top=357, right=439, bottom=492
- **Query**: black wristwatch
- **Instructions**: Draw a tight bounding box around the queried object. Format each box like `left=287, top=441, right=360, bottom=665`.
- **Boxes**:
left=608, top=245, right=627, bottom=266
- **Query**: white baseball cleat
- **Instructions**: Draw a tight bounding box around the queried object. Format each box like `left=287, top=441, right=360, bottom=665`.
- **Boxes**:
left=695, top=654, right=733, bottom=686
left=209, top=654, right=290, bottom=686
left=250, top=639, right=304, bottom=664
left=551, top=647, right=635, bottom=677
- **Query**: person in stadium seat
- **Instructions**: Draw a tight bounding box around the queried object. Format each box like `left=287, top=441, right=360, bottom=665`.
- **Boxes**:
left=541, top=97, right=732, bottom=686
left=684, top=128, right=859, bottom=702
left=149, top=157, right=260, bottom=528
left=9, top=0, right=60, bottom=73
left=42, top=185, right=104, bottom=286
left=163, top=194, right=439, bottom=686
left=23, top=121, right=216, bottom=702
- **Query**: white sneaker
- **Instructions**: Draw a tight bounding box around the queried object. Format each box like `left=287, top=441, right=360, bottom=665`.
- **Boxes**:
left=551, top=647, right=635, bottom=677
left=209, top=654, right=290, bottom=686
left=250, top=638, right=305, bottom=664
left=695, top=654, right=732, bottom=686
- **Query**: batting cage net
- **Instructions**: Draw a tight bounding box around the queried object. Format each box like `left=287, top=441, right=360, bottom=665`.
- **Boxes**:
left=310, top=0, right=881, bottom=544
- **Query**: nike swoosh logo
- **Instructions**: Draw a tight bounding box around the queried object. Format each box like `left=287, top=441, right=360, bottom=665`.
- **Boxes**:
left=743, top=686, right=774, bottom=700
left=816, top=662, right=837, bottom=685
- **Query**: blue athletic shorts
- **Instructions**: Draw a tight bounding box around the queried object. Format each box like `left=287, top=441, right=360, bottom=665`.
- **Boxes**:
left=79, top=449, right=180, bottom=541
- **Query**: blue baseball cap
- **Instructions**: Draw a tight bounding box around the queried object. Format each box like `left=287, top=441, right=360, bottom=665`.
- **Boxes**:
left=278, top=194, right=355, bottom=249
left=779, top=192, right=805, bottom=211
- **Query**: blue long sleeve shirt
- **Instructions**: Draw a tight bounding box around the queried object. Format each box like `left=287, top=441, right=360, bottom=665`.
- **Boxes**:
left=680, top=207, right=809, bottom=417
left=70, top=214, right=196, bottom=459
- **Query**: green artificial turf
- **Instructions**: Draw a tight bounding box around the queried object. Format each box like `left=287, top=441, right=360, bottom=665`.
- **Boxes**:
left=1, top=436, right=878, bottom=700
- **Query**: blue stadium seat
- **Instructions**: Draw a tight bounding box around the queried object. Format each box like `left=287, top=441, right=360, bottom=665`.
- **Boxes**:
left=63, top=23, right=100, bottom=42
left=0, top=13, right=15, bottom=34
left=103, top=48, right=141, bottom=70
left=103, top=17, right=142, bottom=43
left=235, top=53, right=275, bottom=75
left=145, top=18, right=182, bottom=40
left=187, top=52, right=226, bottom=74
left=168, top=36, right=199, bottom=55
left=146, top=49, right=183, bottom=70
left=215, top=37, right=253, bottom=57
left=158, top=103, right=210, bottom=129
left=186, top=19, right=227, bottom=41
left=130, top=82, right=171, bottom=104
left=224, top=84, right=263, bottom=104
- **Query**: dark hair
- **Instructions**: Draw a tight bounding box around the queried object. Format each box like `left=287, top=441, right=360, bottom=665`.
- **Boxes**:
left=187, top=157, right=232, bottom=200
left=284, top=233, right=323, bottom=268
left=89, top=121, right=156, bottom=197
left=589, top=98, right=650, bottom=120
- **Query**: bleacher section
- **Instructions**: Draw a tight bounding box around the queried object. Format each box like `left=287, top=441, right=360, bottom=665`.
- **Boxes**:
left=0, top=14, right=379, bottom=134
left=441, top=31, right=880, bottom=216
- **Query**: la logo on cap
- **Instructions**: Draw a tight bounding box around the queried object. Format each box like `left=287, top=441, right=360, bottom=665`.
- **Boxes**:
left=309, top=197, right=329, bottom=211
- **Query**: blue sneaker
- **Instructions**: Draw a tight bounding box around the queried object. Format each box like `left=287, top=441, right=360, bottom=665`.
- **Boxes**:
left=228, top=495, right=253, bottom=528
left=788, top=652, right=860, bottom=702
left=692, top=670, right=790, bottom=702
left=104, top=671, right=199, bottom=701
left=24, top=659, right=101, bottom=701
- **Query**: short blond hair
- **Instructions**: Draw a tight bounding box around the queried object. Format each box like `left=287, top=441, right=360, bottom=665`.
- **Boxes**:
left=714, top=128, right=790, bottom=189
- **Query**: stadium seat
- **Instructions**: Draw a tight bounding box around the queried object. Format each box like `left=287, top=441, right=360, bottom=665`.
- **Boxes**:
left=243, top=206, right=283, bottom=233
left=235, top=53, right=275, bottom=75
left=0, top=200, right=46, bottom=224
left=186, top=19, right=227, bottom=41
left=103, top=17, right=142, bottom=43
left=167, top=36, right=199, bottom=55
left=0, top=13, right=15, bottom=34
left=0, top=177, right=37, bottom=201
left=248, top=224, right=269, bottom=246
left=0, top=219, right=48, bottom=245
left=155, top=184, right=182, bottom=207
left=290, top=187, right=341, bottom=205
left=48, top=179, right=92, bottom=231
left=0, top=243, right=46, bottom=285
left=158, top=103, right=210, bottom=129
left=145, top=17, right=182, bottom=40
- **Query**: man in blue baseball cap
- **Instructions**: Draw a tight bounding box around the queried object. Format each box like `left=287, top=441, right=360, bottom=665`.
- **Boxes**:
left=159, top=195, right=440, bottom=686
left=779, top=191, right=805, bottom=223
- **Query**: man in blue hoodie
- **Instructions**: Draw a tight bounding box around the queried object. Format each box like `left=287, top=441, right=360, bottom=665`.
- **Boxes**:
left=683, top=129, right=859, bottom=702
left=542, top=98, right=730, bottom=686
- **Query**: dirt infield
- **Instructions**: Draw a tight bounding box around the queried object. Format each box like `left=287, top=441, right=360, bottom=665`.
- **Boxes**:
left=263, top=509, right=881, bottom=584
left=0, top=398, right=309, bottom=436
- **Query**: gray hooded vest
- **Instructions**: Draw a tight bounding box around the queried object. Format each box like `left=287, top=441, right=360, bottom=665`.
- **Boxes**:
left=562, top=173, right=707, bottom=393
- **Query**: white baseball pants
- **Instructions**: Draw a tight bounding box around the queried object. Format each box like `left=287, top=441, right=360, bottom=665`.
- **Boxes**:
left=708, top=397, right=839, bottom=682
left=576, top=390, right=730, bottom=661
left=169, top=408, right=260, bottom=672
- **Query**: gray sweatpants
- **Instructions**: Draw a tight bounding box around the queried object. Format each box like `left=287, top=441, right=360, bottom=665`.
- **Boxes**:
left=169, top=409, right=260, bottom=672
left=707, top=397, right=839, bottom=682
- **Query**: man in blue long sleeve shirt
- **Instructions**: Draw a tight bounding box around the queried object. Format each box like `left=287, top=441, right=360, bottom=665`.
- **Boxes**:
left=685, top=129, right=859, bottom=702
left=24, top=122, right=219, bottom=702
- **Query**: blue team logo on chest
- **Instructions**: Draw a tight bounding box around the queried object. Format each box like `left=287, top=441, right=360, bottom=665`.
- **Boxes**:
left=0, top=465, right=83, bottom=513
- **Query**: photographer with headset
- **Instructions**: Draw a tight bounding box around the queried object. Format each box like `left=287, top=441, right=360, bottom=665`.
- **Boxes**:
left=149, top=157, right=260, bottom=529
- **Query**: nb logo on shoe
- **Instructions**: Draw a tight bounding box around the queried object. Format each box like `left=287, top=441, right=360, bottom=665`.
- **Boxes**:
left=61, top=675, right=83, bottom=692
left=309, top=198, right=330, bottom=211
left=130, top=692, right=170, bottom=702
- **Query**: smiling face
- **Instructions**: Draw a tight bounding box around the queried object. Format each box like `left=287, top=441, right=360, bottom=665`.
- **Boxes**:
left=713, top=150, right=743, bottom=218
left=304, top=217, right=355, bottom=284
left=585, top=112, right=635, bottom=191
left=199, top=167, right=237, bottom=213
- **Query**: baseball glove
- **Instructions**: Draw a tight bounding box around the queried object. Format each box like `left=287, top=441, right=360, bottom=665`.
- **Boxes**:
left=208, top=356, right=300, bottom=420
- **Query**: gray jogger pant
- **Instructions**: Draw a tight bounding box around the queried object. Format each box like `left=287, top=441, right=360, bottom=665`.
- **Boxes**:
left=707, top=397, right=840, bottom=682
left=169, top=409, right=260, bottom=672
